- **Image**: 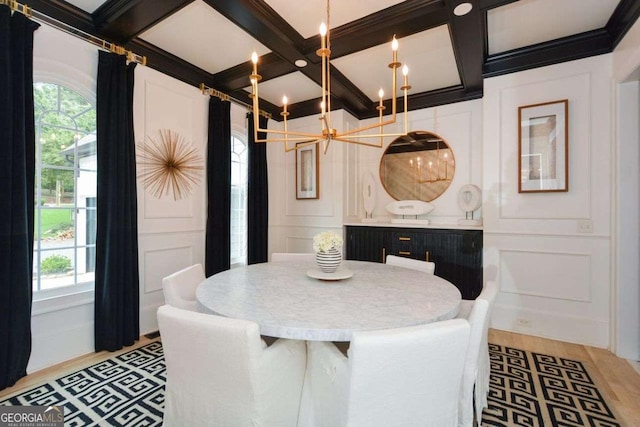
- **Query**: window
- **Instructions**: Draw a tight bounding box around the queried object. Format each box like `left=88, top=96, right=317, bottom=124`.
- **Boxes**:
left=230, top=134, right=248, bottom=265
left=33, top=82, right=97, bottom=298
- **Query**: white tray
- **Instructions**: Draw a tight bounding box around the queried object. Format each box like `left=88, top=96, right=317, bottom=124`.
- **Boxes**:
left=306, top=267, right=354, bottom=281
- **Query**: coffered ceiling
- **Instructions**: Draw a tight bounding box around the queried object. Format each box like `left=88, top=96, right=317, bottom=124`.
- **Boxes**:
left=28, top=0, right=640, bottom=121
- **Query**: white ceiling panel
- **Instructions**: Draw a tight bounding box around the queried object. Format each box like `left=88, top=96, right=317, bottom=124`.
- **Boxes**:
left=244, top=72, right=322, bottom=107
left=64, top=0, right=106, bottom=13
left=488, top=0, right=619, bottom=55
left=265, top=0, right=405, bottom=38
left=139, top=0, right=271, bottom=74
left=332, top=26, right=461, bottom=101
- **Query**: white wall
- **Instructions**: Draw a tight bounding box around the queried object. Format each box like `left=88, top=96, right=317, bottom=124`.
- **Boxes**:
left=612, top=18, right=640, bottom=361
left=133, top=66, right=209, bottom=334
left=482, top=55, right=613, bottom=348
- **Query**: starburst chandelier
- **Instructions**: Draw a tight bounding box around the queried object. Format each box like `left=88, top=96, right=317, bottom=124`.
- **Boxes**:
left=249, top=0, right=411, bottom=153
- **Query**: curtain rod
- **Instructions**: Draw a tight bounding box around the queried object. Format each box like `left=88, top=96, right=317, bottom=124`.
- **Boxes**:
left=200, top=83, right=271, bottom=119
left=1, top=0, right=147, bottom=65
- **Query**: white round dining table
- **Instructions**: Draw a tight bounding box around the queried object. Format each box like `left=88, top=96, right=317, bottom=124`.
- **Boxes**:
left=196, top=260, right=461, bottom=342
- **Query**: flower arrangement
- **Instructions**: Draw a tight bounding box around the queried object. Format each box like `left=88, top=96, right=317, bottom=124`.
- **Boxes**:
left=313, top=231, right=343, bottom=253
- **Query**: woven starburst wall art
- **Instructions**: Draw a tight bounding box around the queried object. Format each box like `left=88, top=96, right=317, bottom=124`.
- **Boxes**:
left=136, top=129, right=204, bottom=201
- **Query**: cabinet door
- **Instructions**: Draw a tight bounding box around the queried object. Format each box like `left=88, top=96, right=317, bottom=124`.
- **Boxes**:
left=345, top=226, right=385, bottom=263
left=422, top=230, right=482, bottom=299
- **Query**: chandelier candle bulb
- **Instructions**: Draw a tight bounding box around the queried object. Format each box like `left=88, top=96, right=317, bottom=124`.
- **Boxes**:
left=251, top=51, right=258, bottom=76
left=320, top=22, right=327, bottom=49
left=392, top=36, right=398, bottom=63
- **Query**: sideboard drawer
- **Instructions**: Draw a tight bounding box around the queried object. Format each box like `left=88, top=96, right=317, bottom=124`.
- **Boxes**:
left=345, top=225, right=483, bottom=299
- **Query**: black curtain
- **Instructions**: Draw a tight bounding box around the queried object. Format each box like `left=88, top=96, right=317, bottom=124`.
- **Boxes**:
left=247, top=113, right=269, bottom=265
left=0, top=6, right=39, bottom=390
left=205, top=98, right=231, bottom=276
left=94, top=51, right=139, bottom=352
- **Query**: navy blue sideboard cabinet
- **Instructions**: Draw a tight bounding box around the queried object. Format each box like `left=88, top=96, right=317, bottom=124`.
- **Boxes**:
left=345, top=225, right=483, bottom=299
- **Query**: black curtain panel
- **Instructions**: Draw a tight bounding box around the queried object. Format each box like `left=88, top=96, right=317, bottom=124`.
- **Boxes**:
left=94, top=51, right=139, bottom=352
left=0, top=7, right=39, bottom=390
left=205, top=98, right=231, bottom=276
left=247, top=113, right=269, bottom=265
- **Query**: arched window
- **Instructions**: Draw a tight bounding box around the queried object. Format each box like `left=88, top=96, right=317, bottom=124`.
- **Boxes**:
left=230, top=133, right=248, bottom=265
left=33, top=82, right=97, bottom=298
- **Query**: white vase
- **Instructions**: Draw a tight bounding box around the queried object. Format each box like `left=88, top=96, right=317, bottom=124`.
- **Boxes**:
left=316, top=248, right=342, bottom=273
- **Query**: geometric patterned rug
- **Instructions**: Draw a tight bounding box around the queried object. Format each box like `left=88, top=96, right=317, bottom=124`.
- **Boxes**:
left=481, top=344, right=621, bottom=427
left=0, top=341, right=165, bottom=426
left=1, top=341, right=621, bottom=427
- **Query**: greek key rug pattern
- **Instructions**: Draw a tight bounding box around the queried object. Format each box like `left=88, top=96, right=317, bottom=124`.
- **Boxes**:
left=2, top=341, right=621, bottom=426
left=1, top=341, right=165, bottom=427
left=481, top=344, right=620, bottom=427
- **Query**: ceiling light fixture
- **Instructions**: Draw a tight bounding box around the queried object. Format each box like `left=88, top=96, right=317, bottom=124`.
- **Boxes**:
left=249, top=0, right=410, bottom=153
left=453, top=2, right=473, bottom=16
left=294, top=59, right=308, bottom=67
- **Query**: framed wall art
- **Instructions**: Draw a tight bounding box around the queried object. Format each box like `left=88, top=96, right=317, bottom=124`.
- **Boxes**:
left=296, top=142, right=319, bottom=199
left=518, top=99, right=568, bottom=193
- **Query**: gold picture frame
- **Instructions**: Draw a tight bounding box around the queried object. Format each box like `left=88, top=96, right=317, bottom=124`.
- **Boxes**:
left=296, top=142, right=319, bottom=199
left=518, top=99, right=569, bottom=193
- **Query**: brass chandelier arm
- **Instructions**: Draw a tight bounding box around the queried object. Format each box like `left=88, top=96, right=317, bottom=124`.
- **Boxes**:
left=248, top=0, right=412, bottom=153
left=332, top=137, right=383, bottom=148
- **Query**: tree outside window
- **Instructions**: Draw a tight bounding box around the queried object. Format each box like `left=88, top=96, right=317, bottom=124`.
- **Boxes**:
left=33, top=82, right=97, bottom=295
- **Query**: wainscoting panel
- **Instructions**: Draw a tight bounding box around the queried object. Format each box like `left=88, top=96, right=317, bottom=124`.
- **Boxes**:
left=498, top=248, right=591, bottom=302
left=143, top=246, right=193, bottom=293
left=137, top=232, right=205, bottom=335
left=497, top=72, right=593, bottom=221
left=134, top=67, right=208, bottom=234
left=284, top=236, right=314, bottom=254
left=485, top=232, right=610, bottom=348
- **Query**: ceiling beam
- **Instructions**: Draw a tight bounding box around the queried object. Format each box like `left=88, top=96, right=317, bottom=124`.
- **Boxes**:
left=606, top=0, right=640, bottom=47
left=213, top=53, right=296, bottom=92
left=444, top=0, right=484, bottom=93
left=483, top=29, right=613, bottom=78
left=92, top=0, right=195, bottom=42
left=477, top=0, right=520, bottom=10
left=201, top=0, right=373, bottom=118
left=27, top=0, right=95, bottom=34
left=326, top=0, right=447, bottom=60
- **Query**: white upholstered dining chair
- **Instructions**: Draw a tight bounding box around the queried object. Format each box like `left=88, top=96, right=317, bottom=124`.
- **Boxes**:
left=271, top=252, right=315, bottom=262
left=386, top=254, right=436, bottom=274
left=456, top=280, right=499, bottom=426
left=307, top=319, right=470, bottom=427
left=157, top=305, right=307, bottom=427
left=458, top=298, right=490, bottom=427
left=161, top=263, right=205, bottom=311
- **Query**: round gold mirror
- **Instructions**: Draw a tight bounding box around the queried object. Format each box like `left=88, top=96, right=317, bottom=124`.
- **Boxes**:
left=379, top=131, right=455, bottom=202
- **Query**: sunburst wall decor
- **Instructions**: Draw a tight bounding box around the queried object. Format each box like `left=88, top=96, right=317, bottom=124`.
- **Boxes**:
left=136, top=129, right=204, bottom=201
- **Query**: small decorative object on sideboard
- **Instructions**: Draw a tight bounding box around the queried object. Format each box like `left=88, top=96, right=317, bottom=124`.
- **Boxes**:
left=313, top=231, right=343, bottom=273
left=386, top=200, right=434, bottom=225
left=457, top=184, right=482, bottom=226
left=361, top=171, right=378, bottom=223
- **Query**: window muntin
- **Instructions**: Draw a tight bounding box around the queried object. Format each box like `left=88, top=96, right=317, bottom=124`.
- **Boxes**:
left=230, top=134, right=248, bottom=266
left=33, top=82, right=97, bottom=298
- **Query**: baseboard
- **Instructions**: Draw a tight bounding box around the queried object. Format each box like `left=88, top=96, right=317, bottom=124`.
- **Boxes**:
left=491, top=304, right=609, bottom=349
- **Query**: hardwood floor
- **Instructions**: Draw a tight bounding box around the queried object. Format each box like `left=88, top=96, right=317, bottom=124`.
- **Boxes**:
left=489, top=329, right=640, bottom=427
left=1, top=330, right=639, bottom=426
